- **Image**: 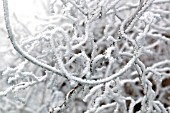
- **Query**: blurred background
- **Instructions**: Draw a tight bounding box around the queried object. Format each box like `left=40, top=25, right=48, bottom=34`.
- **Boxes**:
left=0, top=0, right=52, bottom=72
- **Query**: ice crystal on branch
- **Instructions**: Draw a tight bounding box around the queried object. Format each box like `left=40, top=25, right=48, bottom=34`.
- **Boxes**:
left=0, top=0, right=170, bottom=113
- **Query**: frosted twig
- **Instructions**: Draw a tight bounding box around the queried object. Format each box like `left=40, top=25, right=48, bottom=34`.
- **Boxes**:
left=0, top=74, right=48, bottom=97
left=2, top=0, right=64, bottom=77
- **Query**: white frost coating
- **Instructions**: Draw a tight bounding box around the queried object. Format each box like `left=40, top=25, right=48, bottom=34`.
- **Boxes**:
left=154, top=101, right=168, bottom=113
left=95, top=103, right=116, bottom=113
left=2, top=0, right=137, bottom=85
left=105, top=47, right=114, bottom=60
left=72, top=19, right=89, bottom=50
left=1, top=0, right=170, bottom=112
left=83, top=84, right=104, bottom=102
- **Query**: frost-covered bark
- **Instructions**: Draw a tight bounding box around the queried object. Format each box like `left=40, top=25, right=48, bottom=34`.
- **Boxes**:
left=1, top=0, right=170, bottom=113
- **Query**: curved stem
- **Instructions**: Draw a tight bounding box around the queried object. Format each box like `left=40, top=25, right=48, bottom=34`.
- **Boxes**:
left=2, top=0, right=137, bottom=85
left=2, top=0, right=64, bottom=77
